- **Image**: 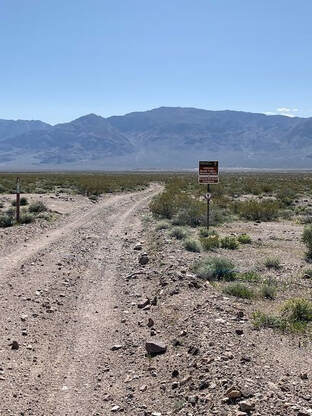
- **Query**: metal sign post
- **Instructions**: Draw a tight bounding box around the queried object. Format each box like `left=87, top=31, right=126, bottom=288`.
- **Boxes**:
left=198, top=161, right=219, bottom=230
left=16, top=177, right=20, bottom=223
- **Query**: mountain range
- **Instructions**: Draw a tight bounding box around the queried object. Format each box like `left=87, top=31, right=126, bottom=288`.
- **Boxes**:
left=0, top=107, right=311, bottom=170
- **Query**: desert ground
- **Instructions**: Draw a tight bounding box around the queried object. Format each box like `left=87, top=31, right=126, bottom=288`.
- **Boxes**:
left=0, top=177, right=312, bottom=416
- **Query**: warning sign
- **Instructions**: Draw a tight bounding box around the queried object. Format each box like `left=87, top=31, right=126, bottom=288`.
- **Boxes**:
left=198, top=161, right=219, bottom=184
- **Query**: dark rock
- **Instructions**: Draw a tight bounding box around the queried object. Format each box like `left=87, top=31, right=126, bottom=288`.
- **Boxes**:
left=145, top=340, right=167, bottom=355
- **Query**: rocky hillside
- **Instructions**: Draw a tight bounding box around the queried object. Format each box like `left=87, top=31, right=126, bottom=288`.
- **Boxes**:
left=1, top=108, right=312, bottom=169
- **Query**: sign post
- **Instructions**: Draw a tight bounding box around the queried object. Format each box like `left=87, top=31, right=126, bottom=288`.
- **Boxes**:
left=16, top=177, right=20, bottom=223
left=198, top=161, right=219, bottom=230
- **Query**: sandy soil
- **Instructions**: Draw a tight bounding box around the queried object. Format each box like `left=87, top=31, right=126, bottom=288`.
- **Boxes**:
left=0, top=185, right=160, bottom=415
left=1, top=187, right=312, bottom=416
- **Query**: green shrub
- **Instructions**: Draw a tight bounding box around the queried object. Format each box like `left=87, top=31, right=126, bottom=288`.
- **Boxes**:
left=155, top=221, right=171, bottom=230
left=237, top=234, right=252, bottom=244
left=234, top=199, right=280, bottom=221
left=172, top=200, right=206, bottom=227
left=5, top=207, right=15, bottom=218
left=239, top=271, right=261, bottom=282
left=19, top=213, right=35, bottom=224
left=193, top=257, right=236, bottom=281
left=170, top=227, right=188, bottom=240
left=11, top=197, right=28, bottom=206
left=198, top=227, right=210, bottom=238
left=183, top=238, right=201, bottom=253
left=260, top=284, right=277, bottom=299
left=264, top=257, right=281, bottom=270
left=20, top=197, right=28, bottom=206
left=200, top=234, right=220, bottom=251
left=252, top=311, right=286, bottom=330
left=220, top=236, right=239, bottom=250
left=302, top=225, right=312, bottom=259
left=281, top=298, right=312, bottom=323
left=223, top=283, right=255, bottom=299
left=0, top=215, right=13, bottom=227
left=28, top=201, right=48, bottom=213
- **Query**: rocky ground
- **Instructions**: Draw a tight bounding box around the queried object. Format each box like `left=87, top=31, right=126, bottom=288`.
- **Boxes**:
left=1, top=186, right=312, bottom=415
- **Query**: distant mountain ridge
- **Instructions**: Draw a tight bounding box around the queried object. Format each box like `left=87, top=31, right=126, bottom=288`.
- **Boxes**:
left=0, top=107, right=311, bottom=170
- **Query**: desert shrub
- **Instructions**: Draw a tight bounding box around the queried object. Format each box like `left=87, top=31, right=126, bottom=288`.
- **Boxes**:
left=170, top=227, right=188, bottom=240
left=200, top=234, right=220, bottom=251
left=20, top=197, right=28, bottom=206
left=260, top=284, right=277, bottom=299
left=264, top=257, right=281, bottom=270
left=281, top=298, right=312, bottom=324
left=239, top=271, right=261, bottom=282
left=223, top=283, right=255, bottom=299
left=11, top=197, right=28, bottom=206
left=183, top=238, right=201, bottom=253
left=193, top=257, right=236, bottom=281
left=234, top=199, right=280, bottom=221
left=220, top=236, right=239, bottom=250
left=253, top=298, right=312, bottom=332
left=0, top=215, right=13, bottom=227
left=172, top=200, right=206, bottom=227
left=155, top=221, right=171, bottom=230
left=19, top=213, right=35, bottom=224
left=252, top=311, right=286, bottom=331
left=28, top=201, right=47, bottom=213
left=5, top=207, right=15, bottom=218
left=198, top=227, right=210, bottom=238
left=302, top=225, right=312, bottom=259
left=237, top=234, right=252, bottom=244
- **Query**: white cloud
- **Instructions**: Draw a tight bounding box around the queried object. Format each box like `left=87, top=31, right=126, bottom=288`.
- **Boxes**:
left=276, top=107, right=299, bottom=117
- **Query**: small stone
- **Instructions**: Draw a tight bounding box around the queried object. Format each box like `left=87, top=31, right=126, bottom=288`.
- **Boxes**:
left=147, top=318, right=154, bottom=327
left=145, top=340, right=167, bottom=355
left=134, top=243, right=142, bottom=251
left=111, top=345, right=123, bottom=351
left=300, top=372, right=308, bottom=380
left=239, top=400, right=255, bottom=412
left=139, top=253, right=149, bottom=265
left=140, top=384, right=147, bottom=392
left=172, top=369, right=179, bottom=378
left=151, top=296, right=158, bottom=306
left=236, top=329, right=244, bottom=335
left=138, top=298, right=150, bottom=309
left=10, top=341, right=19, bottom=350
left=226, top=387, right=242, bottom=399
left=20, top=314, right=28, bottom=322
left=111, top=405, right=120, bottom=412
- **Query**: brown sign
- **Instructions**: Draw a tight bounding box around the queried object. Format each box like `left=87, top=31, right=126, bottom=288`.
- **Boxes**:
left=198, top=175, right=219, bottom=184
left=199, top=161, right=218, bottom=176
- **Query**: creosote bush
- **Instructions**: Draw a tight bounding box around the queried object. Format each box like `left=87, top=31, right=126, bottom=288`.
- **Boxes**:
left=193, top=257, right=236, bottom=281
left=169, top=227, right=188, bottom=240
left=28, top=201, right=48, bottom=213
left=239, top=271, right=261, bottom=282
left=183, top=238, right=201, bottom=253
left=155, top=221, right=171, bottom=231
left=200, top=234, right=220, bottom=251
left=253, top=298, right=312, bottom=332
left=223, top=283, right=254, bottom=299
left=220, top=236, right=239, bottom=250
left=234, top=199, right=280, bottom=221
left=302, top=225, right=312, bottom=259
left=19, top=213, right=35, bottom=224
left=0, top=215, right=13, bottom=228
left=237, top=234, right=252, bottom=244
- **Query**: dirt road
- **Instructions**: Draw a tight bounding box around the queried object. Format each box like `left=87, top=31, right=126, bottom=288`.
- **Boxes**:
left=0, top=185, right=160, bottom=415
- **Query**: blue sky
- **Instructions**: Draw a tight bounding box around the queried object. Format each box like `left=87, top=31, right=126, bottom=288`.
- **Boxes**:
left=0, top=0, right=311, bottom=124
